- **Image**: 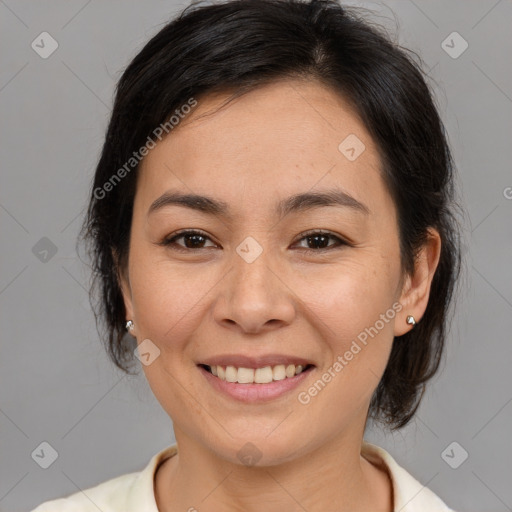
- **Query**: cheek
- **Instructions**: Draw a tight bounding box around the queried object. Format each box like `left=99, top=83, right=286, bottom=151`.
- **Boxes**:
left=128, top=252, right=214, bottom=354
left=293, top=258, right=397, bottom=402
left=128, top=258, right=213, bottom=419
left=298, top=255, right=397, bottom=341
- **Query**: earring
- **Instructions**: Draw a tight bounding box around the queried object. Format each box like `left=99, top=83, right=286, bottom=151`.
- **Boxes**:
left=126, top=320, right=134, bottom=332
left=406, top=315, right=416, bottom=327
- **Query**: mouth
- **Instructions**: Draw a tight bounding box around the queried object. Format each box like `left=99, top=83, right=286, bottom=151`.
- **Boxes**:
left=197, top=362, right=316, bottom=403
left=198, top=363, right=315, bottom=384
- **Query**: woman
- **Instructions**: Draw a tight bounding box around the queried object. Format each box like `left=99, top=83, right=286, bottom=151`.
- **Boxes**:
left=32, top=0, right=463, bottom=510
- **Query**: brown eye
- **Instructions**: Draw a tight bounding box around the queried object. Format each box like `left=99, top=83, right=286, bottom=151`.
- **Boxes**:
left=161, top=230, right=217, bottom=250
left=294, top=231, right=348, bottom=252
left=159, top=229, right=349, bottom=253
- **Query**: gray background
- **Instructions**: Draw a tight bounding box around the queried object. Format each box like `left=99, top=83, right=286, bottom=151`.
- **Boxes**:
left=1, top=1, right=511, bottom=511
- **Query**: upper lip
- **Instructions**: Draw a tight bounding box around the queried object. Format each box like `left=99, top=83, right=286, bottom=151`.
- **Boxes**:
left=199, top=354, right=314, bottom=369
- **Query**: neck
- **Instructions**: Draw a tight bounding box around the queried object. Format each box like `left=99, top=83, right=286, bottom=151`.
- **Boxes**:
left=155, top=428, right=393, bottom=512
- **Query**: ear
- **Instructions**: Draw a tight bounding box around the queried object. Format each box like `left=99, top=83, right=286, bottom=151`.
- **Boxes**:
left=394, top=228, right=442, bottom=336
left=112, top=248, right=135, bottom=328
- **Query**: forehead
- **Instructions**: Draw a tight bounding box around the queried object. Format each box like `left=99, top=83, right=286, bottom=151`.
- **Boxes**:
left=137, top=79, right=389, bottom=219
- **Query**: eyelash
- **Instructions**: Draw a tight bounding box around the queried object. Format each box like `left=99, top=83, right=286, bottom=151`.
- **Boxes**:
left=159, top=229, right=350, bottom=253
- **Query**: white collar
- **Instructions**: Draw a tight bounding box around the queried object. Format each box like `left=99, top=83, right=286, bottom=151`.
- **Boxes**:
left=123, top=441, right=455, bottom=511
left=34, top=441, right=455, bottom=511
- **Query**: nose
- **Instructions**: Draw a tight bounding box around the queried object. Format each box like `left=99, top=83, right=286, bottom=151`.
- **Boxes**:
left=212, top=249, right=296, bottom=334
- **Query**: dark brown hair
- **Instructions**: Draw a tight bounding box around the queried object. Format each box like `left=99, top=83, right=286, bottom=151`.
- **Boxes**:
left=80, top=0, right=464, bottom=430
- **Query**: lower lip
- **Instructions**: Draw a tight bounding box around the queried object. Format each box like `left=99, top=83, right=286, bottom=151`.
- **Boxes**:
left=198, top=365, right=315, bottom=403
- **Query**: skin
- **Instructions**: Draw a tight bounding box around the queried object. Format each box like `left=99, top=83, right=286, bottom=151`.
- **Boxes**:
left=118, top=79, right=441, bottom=512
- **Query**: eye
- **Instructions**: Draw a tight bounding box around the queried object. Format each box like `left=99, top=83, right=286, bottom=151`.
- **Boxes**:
left=159, top=229, right=349, bottom=253
left=160, top=229, right=218, bottom=251
left=293, top=230, right=349, bottom=252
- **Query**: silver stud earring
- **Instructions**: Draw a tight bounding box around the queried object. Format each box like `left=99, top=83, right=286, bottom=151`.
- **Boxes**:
left=126, top=320, right=134, bottom=332
left=406, top=315, right=416, bottom=327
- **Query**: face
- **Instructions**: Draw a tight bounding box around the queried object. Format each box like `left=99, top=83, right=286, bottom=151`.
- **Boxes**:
left=120, top=79, right=414, bottom=466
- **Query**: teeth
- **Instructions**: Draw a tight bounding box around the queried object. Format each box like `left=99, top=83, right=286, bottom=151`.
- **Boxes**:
left=225, top=366, right=238, bottom=382
left=206, top=363, right=309, bottom=383
left=254, top=366, right=273, bottom=383
left=273, top=365, right=286, bottom=381
left=237, top=367, right=255, bottom=383
left=286, top=364, right=295, bottom=378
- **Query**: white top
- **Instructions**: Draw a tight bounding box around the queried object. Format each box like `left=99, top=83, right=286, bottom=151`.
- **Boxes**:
left=31, top=441, right=456, bottom=511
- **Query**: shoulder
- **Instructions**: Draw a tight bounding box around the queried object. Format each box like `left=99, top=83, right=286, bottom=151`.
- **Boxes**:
left=30, top=445, right=178, bottom=512
left=30, top=472, right=140, bottom=512
left=361, top=441, right=457, bottom=512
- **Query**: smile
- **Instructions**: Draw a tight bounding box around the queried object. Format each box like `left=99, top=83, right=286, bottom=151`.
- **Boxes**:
left=201, top=363, right=313, bottom=383
left=198, top=363, right=315, bottom=403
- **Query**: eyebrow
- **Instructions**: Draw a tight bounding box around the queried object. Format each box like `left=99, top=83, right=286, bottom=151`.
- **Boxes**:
left=148, top=188, right=370, bottom=219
